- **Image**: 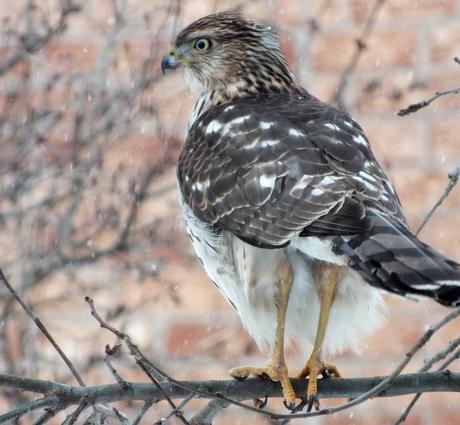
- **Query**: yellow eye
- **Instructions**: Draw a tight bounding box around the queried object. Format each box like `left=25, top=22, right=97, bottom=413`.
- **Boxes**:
left=193, top=38, right=211, bottom=51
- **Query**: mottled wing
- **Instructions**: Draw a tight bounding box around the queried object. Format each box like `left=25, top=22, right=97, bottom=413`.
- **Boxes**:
left=178, top=93, right=403, bottom=248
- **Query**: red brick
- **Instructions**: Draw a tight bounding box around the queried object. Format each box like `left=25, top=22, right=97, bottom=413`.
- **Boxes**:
left=44, top=41, right=101, bottom=72
left=430, top=23, right=460, bottom=63
left=312, top=30, right=416, bottom=71
left=418, top=212, right=460, bottom=259
left=350, top=0, right=456, bottom=23
left=358, top=117, right=426, bottom=166
left=430, top=408, right=460, bottom=425
left=312, top=32, right=357, bottom=71
left=310, top=72, right=344, bottom=103
left=273, top=0, right=345, bottom=26
left=166, top=322, right=221, bottom=356
left=359, top=29, right=416, bottom=69
left=430, top=116, right=460, bottom=162
left=391, top=168, right=460, bottom=218
left=355, top=72, right=414, bottom=115
left=322, top=410, right=423, bottom=425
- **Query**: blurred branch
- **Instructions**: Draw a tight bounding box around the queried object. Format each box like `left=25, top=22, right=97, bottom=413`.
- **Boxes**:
left=0, top=269, right=86, bottom=387
left=332, top=0, right=386, bottom=110
left=86, top=297, right=192, bottom=425
left=397, top=86, right=460, bottom=116
left=0, top=0, right=82, bottom=76
left=416, top=166, right=460, bottom=236
left=397, top=57, right=460, bottom=116
left=394, top=337, right=460, bottom=425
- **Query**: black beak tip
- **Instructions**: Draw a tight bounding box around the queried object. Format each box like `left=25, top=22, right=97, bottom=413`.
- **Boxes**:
left=161, top=54, right=179, bottom=75
left=161, top=55, right=168, bottom=75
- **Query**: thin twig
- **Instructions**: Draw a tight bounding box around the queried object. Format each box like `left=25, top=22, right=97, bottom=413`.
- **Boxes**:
left=0, top=2, right=81, bottom=76
left=62, top=398, right=89, bottom=425
left=132, top=401, right=154, bottom=425
left=0, top=269, right=86, bottom=387
left=104, top=344, right=131, bottom=391
left=394, top=342, right=460, bottom=424
left=332, top=0, right=386, bottom=109
left=189, top=399, right=230, bottom=425
left=163, top=393, right=195, bottom=423
left=104, top=356, right=131, bottom=391
left=416, top=166, right=460, bottom=235
left=112, top=406, right=131, bottom=425
left=85, top=297, right=192, bottom=425
left=0, top=395, right=59, bottom=424
left=397, top=87, right=460, bottom=116
left=397, top=57, right=460, bottom=116
left=32, top=408, right=58, bottom=425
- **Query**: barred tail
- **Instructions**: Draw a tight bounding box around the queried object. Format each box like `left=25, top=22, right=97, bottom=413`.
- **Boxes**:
left=335, top=211, right=460, bottom=307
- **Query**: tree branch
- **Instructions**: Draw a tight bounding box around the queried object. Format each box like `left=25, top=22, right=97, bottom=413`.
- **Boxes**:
left=0, top=1, right=82, bottom=76
left=190, top=399, right=230, bottom=425
left=416, top=166, right=460, bottom=236
left=397, top=57, right=460, bottom=116
left=0, top=269, right=86, bottom=387
left=1, top=371, right=460, bottom=424
left=332, top=0, right=386, bottom=110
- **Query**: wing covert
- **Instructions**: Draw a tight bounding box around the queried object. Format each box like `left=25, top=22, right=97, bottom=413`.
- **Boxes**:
left=178, top=92, right=405, bottom=248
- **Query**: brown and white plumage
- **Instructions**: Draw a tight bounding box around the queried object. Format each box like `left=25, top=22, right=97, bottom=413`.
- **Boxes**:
left=163, top=11, right=460, bottom=363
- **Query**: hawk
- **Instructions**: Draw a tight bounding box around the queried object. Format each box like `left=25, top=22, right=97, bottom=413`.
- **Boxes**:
left=162, top=11, right=460, bottom=410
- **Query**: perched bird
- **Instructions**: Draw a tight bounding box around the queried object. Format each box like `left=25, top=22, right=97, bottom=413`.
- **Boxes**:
left=162, top=11, right=460, bottom=410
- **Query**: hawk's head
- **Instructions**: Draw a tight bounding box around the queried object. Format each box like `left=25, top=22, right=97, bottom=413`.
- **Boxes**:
left=161, top=11, right=295, bottom=97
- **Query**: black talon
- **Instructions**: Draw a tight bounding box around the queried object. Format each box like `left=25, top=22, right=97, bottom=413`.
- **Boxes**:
left=254, top=395, right=268, bottom=409
left=283, top=399, right=296, bottom=411
left=259, top=372, right=273, bottom=381
left=232, top=375, right=248, bottom=381
left=292, top=397, right=308, bottom=413
left=306, top=394, right=320, bottom=412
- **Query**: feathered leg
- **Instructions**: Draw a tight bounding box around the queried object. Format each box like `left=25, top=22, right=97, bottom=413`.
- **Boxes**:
left=298, top=262, right=343, bottom=411
left=229, top=262, right=297, bottom=409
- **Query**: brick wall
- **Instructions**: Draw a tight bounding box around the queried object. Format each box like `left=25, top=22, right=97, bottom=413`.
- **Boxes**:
left=2, top=0, right=460, bottom=424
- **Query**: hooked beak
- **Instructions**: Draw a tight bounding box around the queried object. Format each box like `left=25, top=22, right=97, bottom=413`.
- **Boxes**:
left=161, top=50, right=181, bottom=74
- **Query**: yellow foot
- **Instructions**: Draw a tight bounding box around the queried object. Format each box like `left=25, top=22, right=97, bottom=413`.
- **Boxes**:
left=297, top=358, right=341, bottom=411
left=229, top=363, right=296, bottom=410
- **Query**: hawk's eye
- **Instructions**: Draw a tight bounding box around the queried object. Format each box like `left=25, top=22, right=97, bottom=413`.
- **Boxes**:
left=193, top=38, right=211, bottom=51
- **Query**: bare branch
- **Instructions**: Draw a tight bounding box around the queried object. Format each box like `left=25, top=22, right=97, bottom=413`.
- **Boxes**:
left=0, top=1, right=82, bottom=76
left=62, top=398, right=90, bottom=425
left=0, top=371, right=460, bottom=422
left=85, top=297, right=192, bottom=425
left=397, top=87, right=460, bottom=116
left=397, top=57, right=460, bottom=116
left=0, top=269, right=86, bottom=387
left=132, top=401, right=154, bottom=425
left=104, top=344, right=131, bottom=391
left=416, top=166, right=460, bottom=236
left=332, top=0, right=386, bottom=109
left=189, top=399, right=229, bottom=425
left=0, top=394, right=60, bottom=424
left=394, top=337, right=460, bottom=424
